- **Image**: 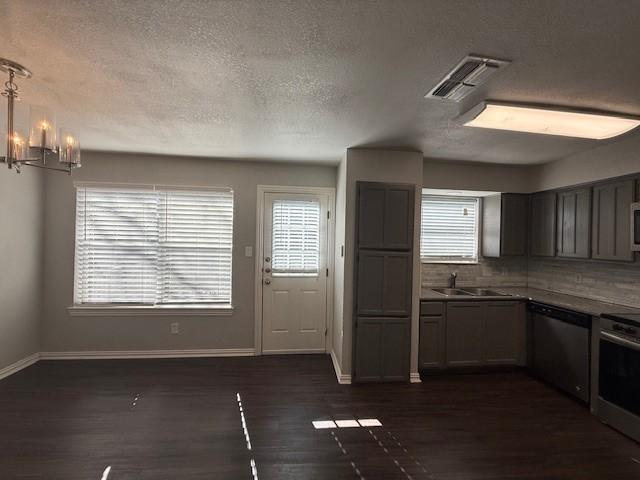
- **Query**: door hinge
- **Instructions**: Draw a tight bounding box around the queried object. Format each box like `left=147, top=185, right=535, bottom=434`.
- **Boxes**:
left=327, top=210, right=330, bottom=219
left=326, top=268, right=329, bottom=277
left=325, top=328, right=328, bottom=336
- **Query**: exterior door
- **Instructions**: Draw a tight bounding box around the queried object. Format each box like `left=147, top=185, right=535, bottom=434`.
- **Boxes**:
left=261, top=192, right=328, bottom=354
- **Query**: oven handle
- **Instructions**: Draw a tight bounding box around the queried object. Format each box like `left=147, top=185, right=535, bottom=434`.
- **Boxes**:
left=601, top=330, right=640, bottom=351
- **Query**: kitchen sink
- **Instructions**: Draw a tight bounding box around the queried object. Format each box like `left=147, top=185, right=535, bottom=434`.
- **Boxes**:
left=459, top=288, right=510, bottom=297
left=431, top=288, right=473, bottom=296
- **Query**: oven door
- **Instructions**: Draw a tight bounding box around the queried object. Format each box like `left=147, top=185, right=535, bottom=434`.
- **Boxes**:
left=599, top=332, right=640, bottom=416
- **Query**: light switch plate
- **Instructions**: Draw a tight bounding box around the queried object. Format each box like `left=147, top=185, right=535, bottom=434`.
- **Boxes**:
left=245, top=246, right=253, bottom=257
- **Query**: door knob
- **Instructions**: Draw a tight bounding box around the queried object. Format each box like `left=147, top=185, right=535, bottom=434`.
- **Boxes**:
left=264, top=279, right=271, bottom=285
left=265, top=267, right=271, bottom=273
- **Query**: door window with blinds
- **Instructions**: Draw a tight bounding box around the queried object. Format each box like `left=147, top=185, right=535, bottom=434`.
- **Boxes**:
left=74, top=185, right=233, bottom=306
left=271, top=199, right=320, bottom=276
left=421, top=195, right=479, bottom=263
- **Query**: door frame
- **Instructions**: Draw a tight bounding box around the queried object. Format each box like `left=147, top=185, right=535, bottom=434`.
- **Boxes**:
left=254, top=185, right=336, bottom=356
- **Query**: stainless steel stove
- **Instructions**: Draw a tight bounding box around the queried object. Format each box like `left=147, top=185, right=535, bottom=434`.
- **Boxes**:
left=598, top=312, right=640, bottom=442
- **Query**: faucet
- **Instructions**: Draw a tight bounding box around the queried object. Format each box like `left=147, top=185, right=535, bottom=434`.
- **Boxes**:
left=448, top=272, right=458, bottom=288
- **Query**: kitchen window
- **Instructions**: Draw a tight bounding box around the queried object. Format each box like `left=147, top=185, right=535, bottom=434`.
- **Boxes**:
left=73, top=185, right=234, bottom=310
left=420, top=194, right=479, bottom=263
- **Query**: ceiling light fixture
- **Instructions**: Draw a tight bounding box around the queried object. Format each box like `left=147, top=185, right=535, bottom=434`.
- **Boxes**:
left=1, top=58, right=81, bottom=175
left=461, top=102, right=640, bottom=140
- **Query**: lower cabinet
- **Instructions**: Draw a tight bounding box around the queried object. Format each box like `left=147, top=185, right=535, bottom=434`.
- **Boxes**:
left=446, top=302, right=484, bottom=367
left=419, top=300, right=525, bottom=370
left=484, top=302, right=525, bottom=365
left=354, top=317, right=409, bottom=382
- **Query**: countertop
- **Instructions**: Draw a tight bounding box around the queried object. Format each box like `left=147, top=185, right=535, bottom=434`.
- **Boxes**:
left=421, top=286, right=640, bottom=317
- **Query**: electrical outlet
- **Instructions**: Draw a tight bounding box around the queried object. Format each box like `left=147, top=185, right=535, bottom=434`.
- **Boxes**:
left=170, top=322, right=179, bottom=334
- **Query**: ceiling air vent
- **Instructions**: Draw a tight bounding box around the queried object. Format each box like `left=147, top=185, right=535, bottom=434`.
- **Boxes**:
left=425, top=55, right=510, bottom=102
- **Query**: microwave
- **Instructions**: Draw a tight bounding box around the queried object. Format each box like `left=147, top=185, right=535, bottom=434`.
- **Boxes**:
left=633, top=202, right=640, bottom=251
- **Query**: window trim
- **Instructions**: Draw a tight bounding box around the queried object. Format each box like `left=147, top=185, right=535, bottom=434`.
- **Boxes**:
left=71, top=182, right=235, bottom=309
left=420, top=194, right=481, bottom=265
left=67, top=304, right=233, bottom=317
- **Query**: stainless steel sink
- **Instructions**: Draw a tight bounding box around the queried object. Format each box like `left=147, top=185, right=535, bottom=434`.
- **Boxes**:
left=459, top=288, right=510, bottom=297
left=431, top=288, right=473, bottom=296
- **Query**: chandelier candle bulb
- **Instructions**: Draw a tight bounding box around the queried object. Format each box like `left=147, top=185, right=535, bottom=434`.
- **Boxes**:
left=29, top=105, right=56, bottom=151
left=59, top=131, right=81, bottom=168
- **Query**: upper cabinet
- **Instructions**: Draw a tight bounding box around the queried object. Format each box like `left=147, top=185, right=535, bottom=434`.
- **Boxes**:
left=357, top=183, right=414, bottom=250
left=592, top=179, right=635, bottom=262
left=482, top=193, right=528, bottom=257
left=529, top=192, right=557, bottom=257
left=556, top=187, right=592, bottom=259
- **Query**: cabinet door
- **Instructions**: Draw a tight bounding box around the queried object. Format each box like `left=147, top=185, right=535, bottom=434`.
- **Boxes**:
left=419, top=316, right=445, bottom=369
left=592, top=180, right=635, bottom=261
left=446, top=302, right=484, bottom=367
left=354, top=317, right=409, bottom=382
left=557, top=187, right=591, bottom=259
left=501, top=194, right=528, bottom=256
left=356, top=251, right=411, bottom=316
left=357, top=182, right=414, bottom=250
left=484, top=302, right=524, bottom=365
left=530, top=192, right=557, bottom=257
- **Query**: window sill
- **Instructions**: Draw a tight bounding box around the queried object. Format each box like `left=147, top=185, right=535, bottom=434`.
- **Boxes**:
left=67, top=305, right=234, bottom=317
left=421, top=260, right=479, bottom=265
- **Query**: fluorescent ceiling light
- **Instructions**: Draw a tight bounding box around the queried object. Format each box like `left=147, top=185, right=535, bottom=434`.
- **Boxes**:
left=463, top=102, right=640, bottom=140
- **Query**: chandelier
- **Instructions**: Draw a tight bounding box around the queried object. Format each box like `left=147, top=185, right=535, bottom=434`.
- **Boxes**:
left=1, top=58, right=81, bottom=175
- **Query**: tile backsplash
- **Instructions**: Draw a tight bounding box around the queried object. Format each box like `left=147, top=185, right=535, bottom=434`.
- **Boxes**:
left=421, top=256, right=640, bottom=308
left=421, top=257, right=528, bottom=290
left=527, top=258, right=640, bottom=308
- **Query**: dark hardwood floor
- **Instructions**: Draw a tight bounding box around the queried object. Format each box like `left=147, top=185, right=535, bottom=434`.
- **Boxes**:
left=1, top=355, right=639, bottom=479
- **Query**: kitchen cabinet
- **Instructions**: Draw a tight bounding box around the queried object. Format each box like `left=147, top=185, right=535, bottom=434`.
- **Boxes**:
left=419, top=302, right=445, bottom=369
left=556, top=187, right=591, bottom=259
left=357, top=182, right=414, bottom=250
left=484, top=301, right=525, bottom=365
left=592, top=179, right=635, bottom=262
left=355, top=317, right=410, bottom=382
left=419, top=300, right=525, bottom=370
left=529, top=192, right=557, bottom=257
left=353, top=181, right=414, bottom=382
left=356, top=251, right=412, bottom=316
left=445, top=302, right=484, bottom=367
left=482, top=193, right=528, bottom=257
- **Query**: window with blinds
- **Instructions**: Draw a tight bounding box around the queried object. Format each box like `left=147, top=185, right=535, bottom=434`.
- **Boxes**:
left=420, top=195, right=479, bottom=263
left=74, top=186, right=233, bottom=305
left=271, top=199, right=320, bottom=276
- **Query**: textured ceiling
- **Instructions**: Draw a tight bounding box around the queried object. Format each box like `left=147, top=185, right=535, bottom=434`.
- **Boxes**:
left=2, top=0, right=640, bottom=165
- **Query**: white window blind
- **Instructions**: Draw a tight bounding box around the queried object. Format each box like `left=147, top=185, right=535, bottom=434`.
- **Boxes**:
left=74, top=186, right=233, bottom=305
left=421, top=195, right=479, bottom=262
left=271, top=199, right=320, bottom=275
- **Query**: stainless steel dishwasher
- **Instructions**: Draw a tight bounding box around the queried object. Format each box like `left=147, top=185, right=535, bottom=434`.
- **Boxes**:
left=528, top=301, right=591, bottom=402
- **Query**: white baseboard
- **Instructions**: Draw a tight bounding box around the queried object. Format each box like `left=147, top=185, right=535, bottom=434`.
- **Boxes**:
left=39, top=348, right=255, bottom=360
left=410, top=372, right=422, bottom=383
left=330, top=349, right=352, bottom=384
left=0, top=353, right=40, bottom=380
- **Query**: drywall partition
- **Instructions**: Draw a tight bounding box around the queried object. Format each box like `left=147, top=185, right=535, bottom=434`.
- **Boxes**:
left=338, top=148, right=423, bottom=381
left=41, top=151, right=335, bottom=355
left=423, top=158, right=533, bottom=193
left=530, top=134, right=640, bottom=192
left=0, top=167, right=43, bottom=375
left=332, top=156, right=347, bottom=378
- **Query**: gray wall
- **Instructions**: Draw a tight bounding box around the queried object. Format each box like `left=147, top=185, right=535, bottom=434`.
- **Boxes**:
left=0, top=167, right=43, bottom=370
left=529, top=134, right=640, bottom=192
left=332, top=156, right=346, bottom=369
left=424, top=158, right=533, bottom=193
left=41, top=151, right=335, bottom=354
